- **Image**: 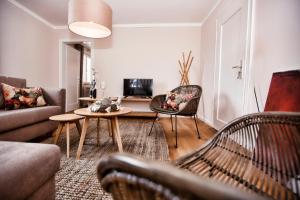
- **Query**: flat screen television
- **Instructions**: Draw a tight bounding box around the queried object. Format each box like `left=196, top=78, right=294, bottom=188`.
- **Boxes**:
left=123, top=78, right=153, bottom=97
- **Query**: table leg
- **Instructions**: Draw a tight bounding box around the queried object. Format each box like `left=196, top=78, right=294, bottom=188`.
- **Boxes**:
left=97, top=118, right=100, bottom=146
left=75, top=120, right=82, bottom=136
left=76, top=117, right=90, bottom=160
left=66, top=122, right=70, bottom=158
left=53, top=123, right=64, bottom=144
left=107, top=119, right=112, bottom=137
left=111, top=116, right=123, bottom=152
left=110, top=118, right=115, bottom=144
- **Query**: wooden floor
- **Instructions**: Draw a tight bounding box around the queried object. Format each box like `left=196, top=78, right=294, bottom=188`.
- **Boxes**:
left=158, top=117, right=216, bottom=161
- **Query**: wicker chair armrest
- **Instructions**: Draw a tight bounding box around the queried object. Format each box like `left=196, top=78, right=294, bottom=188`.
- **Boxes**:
left=176, top=96, right=200, bottom=115
left=149, top=94, right=166, bottom=111
left=97, top=153, right=267, bottom=200
left=176, top=111, right=300, bottom=166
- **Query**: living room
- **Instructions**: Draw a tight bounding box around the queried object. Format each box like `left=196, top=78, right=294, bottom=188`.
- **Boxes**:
left=0, top=0, right=299, bottom=199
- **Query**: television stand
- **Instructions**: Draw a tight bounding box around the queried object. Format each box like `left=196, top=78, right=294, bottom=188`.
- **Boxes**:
left=122, top=96, right=152, bottom=102
left=123, top=96, right=152, bottom=99
left=121, top=96, right=155, bottom=117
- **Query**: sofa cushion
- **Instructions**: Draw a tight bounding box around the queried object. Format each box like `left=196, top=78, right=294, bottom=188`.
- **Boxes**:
left=1, top=83, right=47, bottom=110
left=0, top=120, right=58, bottom=142
left=0, top=106, right=61, bottom=133
left=0, top=142, right=60, bottom=200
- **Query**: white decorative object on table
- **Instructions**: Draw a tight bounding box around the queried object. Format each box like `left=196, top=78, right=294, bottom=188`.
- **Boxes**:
left=88, top=97, right=121, bottom=113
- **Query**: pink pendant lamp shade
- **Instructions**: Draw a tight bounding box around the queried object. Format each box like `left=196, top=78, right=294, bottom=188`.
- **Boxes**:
left=68, top=0, right=112, bottom=38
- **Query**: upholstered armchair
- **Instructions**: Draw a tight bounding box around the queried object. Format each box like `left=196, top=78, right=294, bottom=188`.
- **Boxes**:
left=148, top=85, right=202, bottom=147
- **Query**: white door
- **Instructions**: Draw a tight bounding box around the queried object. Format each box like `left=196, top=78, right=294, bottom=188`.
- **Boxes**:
left=214, top=0, right=250, bottom=129
left=65, top=45, right=80, bottom=112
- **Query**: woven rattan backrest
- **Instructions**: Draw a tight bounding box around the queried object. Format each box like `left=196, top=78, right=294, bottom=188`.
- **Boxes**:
left=98, top=154, right=268, bottom=200
left=170, top=85, right=202, bottom=116
left=177, top=112, right=300, bottom=200
left=171, top=85, right=202, bottom=97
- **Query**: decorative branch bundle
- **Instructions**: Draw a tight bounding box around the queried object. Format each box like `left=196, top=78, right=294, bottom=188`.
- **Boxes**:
left=178, top=50, right=193, bottom=86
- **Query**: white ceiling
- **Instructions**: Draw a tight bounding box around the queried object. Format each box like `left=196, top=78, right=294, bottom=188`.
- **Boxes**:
left=14, top=0, right=219, bottom=26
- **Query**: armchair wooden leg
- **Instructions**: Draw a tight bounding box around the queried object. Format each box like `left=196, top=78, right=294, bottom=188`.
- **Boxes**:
left=170, top=115, right=174, bottom=131
left=148, top=112, right=158, bottom=136
left=194, top=115, right=201, bottom=139
left=175, top=115, right=178, bottom=148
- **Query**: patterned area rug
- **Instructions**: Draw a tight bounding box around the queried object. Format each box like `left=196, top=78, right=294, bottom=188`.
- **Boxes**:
left=42, top=118, right=169, bottom=200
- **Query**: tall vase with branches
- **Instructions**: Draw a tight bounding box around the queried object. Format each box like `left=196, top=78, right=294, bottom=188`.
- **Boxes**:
left=90, top=67, right=97, bottom=99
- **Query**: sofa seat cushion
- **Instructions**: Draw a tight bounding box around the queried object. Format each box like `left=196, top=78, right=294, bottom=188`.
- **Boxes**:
left=0, top=106, right=61, bottom=133
left=0, top=142, right=60, bottom=199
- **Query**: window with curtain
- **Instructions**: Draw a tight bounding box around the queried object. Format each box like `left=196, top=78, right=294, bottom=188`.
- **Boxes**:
left=82, top=54, right=91, bottom=83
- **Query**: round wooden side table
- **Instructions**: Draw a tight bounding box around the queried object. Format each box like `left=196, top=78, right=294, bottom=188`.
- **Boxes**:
left=49, top=113, right=84, bottom=158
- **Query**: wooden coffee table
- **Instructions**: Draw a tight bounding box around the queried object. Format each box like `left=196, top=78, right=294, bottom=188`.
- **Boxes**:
left=74, top=107, right=132, bottom=160
left=49, top=113, right=84, bottom=158
left=78, top=97, right=118, bottom=137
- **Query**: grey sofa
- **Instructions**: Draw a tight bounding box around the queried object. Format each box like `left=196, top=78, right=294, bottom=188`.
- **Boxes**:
left=0, top=76, right=66, bottom=141
left=0, top=141, right=61, bottom=200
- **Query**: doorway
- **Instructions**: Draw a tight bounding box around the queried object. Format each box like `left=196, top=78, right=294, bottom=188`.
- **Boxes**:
left=59, top=40, right=93, bottom=112
left=213, top=0, right=252, bottom=129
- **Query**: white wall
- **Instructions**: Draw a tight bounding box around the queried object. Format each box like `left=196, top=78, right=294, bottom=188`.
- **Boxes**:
left=198, top=0, right=229, bottom=126
left=51, top=27, right=202, bottom=113
left=92, top=26, right=202, bottom=97
left=0, top=0, right=202, bottom=96
left=248, top=0, right=300, bottom=112
left=198, top=0, right=300, bottom=128
left=0, top=0, right=57, bottom=87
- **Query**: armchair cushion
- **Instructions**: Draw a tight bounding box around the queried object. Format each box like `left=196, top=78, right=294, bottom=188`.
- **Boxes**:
left=162, top=92, right=193, bottom=111
left=150, top=85, right=202, bottom=116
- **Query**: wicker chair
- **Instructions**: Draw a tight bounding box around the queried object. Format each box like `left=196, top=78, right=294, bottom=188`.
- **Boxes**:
left=148, top=85, right=202, bottom=147
left=98, top=112, right=300, bottom=200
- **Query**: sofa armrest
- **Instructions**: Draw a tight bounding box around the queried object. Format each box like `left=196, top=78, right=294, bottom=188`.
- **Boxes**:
left=42, top=88, right=66, bottom=113
left=0, top=142, right=61, bottom=200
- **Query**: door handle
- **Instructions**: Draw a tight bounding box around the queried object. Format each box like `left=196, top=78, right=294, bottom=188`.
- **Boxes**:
left=232, top=60, right=243, bottom=69
left=232, top=60, right=243, bottom=79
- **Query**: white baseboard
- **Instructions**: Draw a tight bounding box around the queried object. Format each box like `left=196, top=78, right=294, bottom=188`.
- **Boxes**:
left=196, top=114, right=216, bottom=129
left=157, top=113, right=217, bottom=129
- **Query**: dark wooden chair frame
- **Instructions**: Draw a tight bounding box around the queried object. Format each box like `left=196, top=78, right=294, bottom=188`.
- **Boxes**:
left=148, top=85, right=202, bottom=147
left=98, top=112, right=300, bottom=200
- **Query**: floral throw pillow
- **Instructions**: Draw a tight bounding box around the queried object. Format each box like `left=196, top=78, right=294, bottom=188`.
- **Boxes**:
left=1, top=83, right=47, bottom=110
left=161, top=92, right=194, bottom=111
left=0, top=84, right=4, bottom=109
